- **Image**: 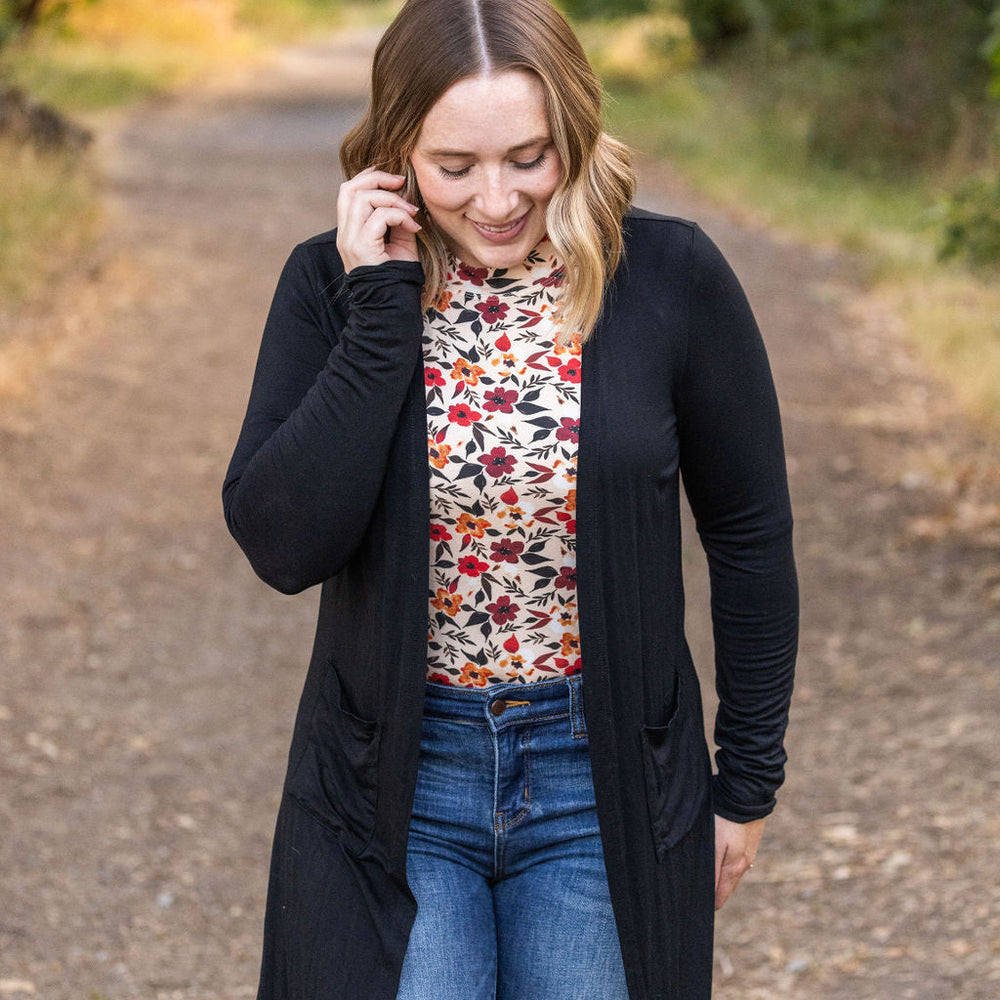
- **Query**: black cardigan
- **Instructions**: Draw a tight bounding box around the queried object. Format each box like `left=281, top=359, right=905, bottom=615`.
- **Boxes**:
left=223, top=207, right=798, bottom=1000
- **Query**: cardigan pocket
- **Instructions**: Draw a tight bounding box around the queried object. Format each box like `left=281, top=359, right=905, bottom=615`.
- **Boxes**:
left=286, top=660, right=382, bottom=857
left=640, top=671, right=711, bottom=862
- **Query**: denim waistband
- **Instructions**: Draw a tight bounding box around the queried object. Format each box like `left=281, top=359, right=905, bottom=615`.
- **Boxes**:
left=424, top=674, right=587, bottom=736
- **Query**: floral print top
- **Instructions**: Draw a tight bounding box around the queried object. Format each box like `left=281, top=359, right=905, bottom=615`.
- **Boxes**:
left=422, top=239, right=582, bottom=687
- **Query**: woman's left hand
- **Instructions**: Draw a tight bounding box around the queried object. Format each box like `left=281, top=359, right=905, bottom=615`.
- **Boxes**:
left=714, top=815, right=766, bottom=910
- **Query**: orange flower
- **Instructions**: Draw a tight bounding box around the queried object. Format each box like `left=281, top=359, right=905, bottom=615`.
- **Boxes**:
left=450, top=357, right=486, bottom=386
left=432, top=288, right=453, bottom=313
left=560, top=632, right=581, bottom=657
left=459, top=662, right=493, bottom=687
left=431, top=587, right=464, bottom=617
left=428, top=438, right=451, bottom=469
left=565, top=488, right=576, bottom=512
left=502, top=505, right=526, bottom=526
left=456, top=511, right=490, bottom=537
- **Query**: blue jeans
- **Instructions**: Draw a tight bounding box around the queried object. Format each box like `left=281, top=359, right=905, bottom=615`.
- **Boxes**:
left=395, top=675, right=630, bottom=1000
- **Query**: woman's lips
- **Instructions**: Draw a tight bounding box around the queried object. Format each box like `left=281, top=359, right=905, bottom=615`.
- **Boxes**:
left=468, top=212, right=529, bottom=244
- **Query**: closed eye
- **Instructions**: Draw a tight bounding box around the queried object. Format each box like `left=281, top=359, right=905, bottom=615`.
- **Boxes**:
left=438, top=164, right=472, bottom=179
left=513, top=151, right=548, bottom=171
left=437, top=150, right=550, bottom=180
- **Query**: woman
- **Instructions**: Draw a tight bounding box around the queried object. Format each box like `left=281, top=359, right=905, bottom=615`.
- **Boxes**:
left=223, top=1, right=798, bottom=998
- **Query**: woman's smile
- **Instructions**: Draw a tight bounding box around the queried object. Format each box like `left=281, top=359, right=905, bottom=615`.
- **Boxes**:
left=468, top=211, right=531, bottom=244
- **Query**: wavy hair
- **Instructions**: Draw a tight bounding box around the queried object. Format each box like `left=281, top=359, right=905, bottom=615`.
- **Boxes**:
left=340, top=0, right=636, bottom=342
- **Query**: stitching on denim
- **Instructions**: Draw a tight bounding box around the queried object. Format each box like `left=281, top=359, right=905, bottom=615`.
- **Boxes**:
left=495, top=727, right=532, bottom=833
left=421, top=714, right=487, bottom=727
left=492, top=709, right=568, bottom=728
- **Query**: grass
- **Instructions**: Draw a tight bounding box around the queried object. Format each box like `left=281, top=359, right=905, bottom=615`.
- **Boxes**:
left=0, top=137, right=98, bottom=305
left=605, top=69, right=939, bottom=262
left=591, top=38, right=1000, bottom=433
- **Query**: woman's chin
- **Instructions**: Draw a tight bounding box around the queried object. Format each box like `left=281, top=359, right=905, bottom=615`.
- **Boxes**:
left=452, top=236, right=541, bottom=270
left=443, top=215, right=548, bottom=270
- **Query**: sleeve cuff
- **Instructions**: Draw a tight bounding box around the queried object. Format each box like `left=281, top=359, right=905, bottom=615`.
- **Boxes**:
left=712, top=774, right=777, bottom=823
left=346, top=260, right=426, bottom=288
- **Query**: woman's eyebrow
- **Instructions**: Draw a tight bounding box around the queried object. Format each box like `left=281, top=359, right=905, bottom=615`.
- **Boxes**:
left=427, top=136, right=550, bottom=157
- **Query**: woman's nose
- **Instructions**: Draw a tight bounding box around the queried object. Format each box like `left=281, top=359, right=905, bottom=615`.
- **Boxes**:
left=474, top=171, right=519, bottom=221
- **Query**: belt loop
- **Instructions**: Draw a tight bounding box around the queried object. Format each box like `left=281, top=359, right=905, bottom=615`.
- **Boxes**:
left=568, top=675, right=586, bottom=738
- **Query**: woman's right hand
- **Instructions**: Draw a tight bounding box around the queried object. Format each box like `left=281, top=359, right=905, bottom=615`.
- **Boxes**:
left=336, top=167, right=421, bottom=272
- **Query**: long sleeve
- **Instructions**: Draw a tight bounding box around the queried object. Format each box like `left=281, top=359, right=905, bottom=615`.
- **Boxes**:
left=222, top=240, right=425, bottom=594
left=676, top=224, right=798, bottom=822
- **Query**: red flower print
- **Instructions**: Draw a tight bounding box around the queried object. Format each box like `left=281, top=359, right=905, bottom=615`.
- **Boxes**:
left=459, top=662, right=493, bottom=687
left=490, top=539, right=524, bottom=564
left=479, top=446, right=517, bottom=478
left=554, top=565, right=576, bottom=590
left=450, top=357, right=486, bottom=386
left=425, top=367, right=445, bottom=387
left=430, top=523, right=453, bottom=543
left=428, top=438, right=451, bottom=469
left=427, top=672, right=453, bottom=685
left=458, top=263, right=488, bottom=285
left=554, top=657, right=582, bottom=675
left=487, top=596, right=520, bottom=624
left=475, top=296, right=509, bottom=324
left=458, top=554, right=489, bottom=577
left=558, top=358, right=582, bottom=383
left=534, top=267, right=565, bottom=288
left=482, top=387, right=518, bottom=413
left=448, top=402, right=482, bottom=426
left=431, top=587, right=464, bottom=617
left=456, top=512, right=490, bottom=537
left=555, top=417, right=579, bottom=443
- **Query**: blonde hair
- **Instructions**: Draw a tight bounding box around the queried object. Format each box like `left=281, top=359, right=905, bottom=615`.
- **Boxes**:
left=340, top=0, right=636, bottom=343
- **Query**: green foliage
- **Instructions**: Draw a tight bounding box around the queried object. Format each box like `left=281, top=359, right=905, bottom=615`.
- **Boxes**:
left=937, top=173, right=1000, bottom=266
left=805, top=1, right=995, bottom=176
left=0, top=0, right=93, bottom=54
left=680, top=0, right=997, bottom=176
left=560, top=0, right=652, bottom=18
left=679, top=0, right=751, bottom=52
left=984, top=2, right=1000, bottom=97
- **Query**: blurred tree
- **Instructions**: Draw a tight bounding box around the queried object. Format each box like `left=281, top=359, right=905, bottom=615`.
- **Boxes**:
left=984, top=1, right=1000, bottom=96
left=12, top=0, right=44, bottom=26
left=938, top=173, right=1000, bottom=266
left=807, top=0, right=994, bottom=174
left=560, top=0, right=652, bottom=19
left=1, top=1, right=72, bottom=50
left=679, top=0, right=751, bottom=52
left=681, top=0, right=996, bottom=174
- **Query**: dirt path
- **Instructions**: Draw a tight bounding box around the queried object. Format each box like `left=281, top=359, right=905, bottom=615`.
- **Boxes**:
left=1, top=29, right=997, bottom=1000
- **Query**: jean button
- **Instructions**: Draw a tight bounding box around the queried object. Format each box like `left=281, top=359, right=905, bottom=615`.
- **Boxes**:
left=489, top=698, right=508, bottom=717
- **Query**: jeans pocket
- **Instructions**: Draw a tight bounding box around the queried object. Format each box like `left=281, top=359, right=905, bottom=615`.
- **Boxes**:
left=640, top=672, right=710, bottom=862
left=286, top=659, right=381, bottom=857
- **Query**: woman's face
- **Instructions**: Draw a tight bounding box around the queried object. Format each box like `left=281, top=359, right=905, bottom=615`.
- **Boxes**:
left=410, top=70, right=562, bottom=270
